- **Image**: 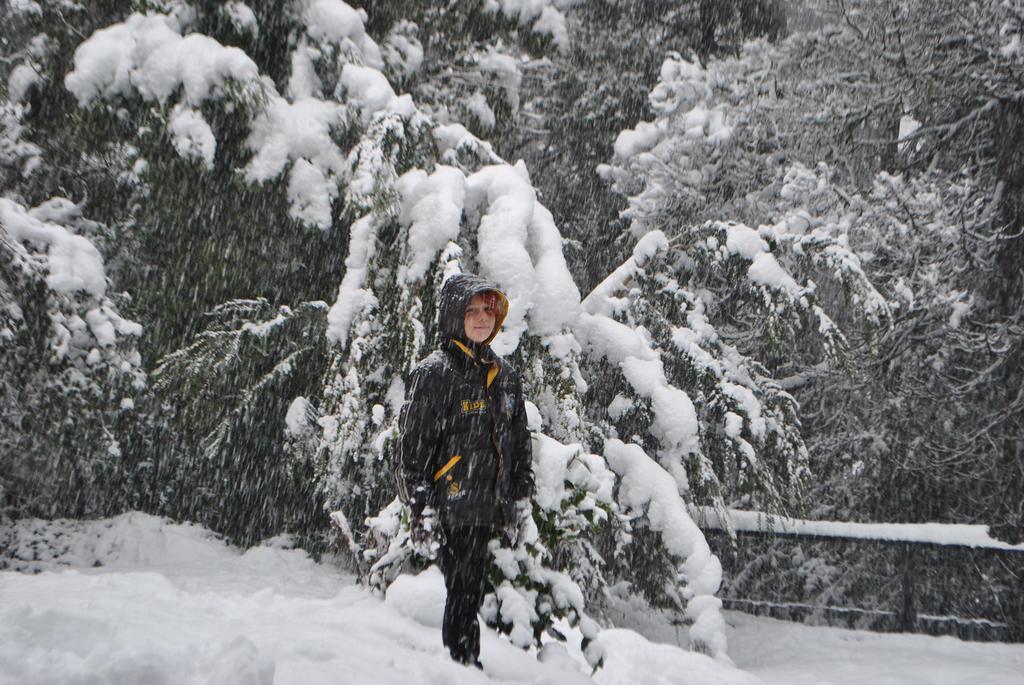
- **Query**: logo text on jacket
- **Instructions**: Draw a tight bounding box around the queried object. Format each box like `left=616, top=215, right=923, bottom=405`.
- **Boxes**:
left=461, top=399, right=487, bottom=414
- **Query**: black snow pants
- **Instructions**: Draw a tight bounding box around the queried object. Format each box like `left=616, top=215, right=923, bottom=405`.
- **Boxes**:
left=439, top=525, right=495, bottom=665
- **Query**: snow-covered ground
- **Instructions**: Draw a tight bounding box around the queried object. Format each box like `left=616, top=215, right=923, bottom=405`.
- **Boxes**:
left=1, top=513, right=1021, bottom=685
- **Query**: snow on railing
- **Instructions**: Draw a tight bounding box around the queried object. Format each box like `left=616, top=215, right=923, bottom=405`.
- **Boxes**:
left=692, top=506, right=1024, bottom=552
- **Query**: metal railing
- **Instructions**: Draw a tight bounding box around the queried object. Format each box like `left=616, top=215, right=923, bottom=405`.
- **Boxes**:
left=694, top=507, right=1024, bottom=641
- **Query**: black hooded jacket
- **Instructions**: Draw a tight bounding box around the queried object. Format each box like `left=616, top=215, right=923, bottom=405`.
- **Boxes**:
left=398, top=274, right=534, bottom=528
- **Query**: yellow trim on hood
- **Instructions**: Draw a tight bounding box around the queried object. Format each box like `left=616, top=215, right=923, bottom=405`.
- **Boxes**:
left=452, top=339, right=500, bottom=388
left=453, top=339, right=475, bottom=358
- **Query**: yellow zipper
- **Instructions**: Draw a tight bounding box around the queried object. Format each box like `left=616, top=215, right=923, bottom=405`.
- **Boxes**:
left=433, top=455, right=462, bottom=482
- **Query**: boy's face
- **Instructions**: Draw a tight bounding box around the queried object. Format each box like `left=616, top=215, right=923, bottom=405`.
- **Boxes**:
left=464, top=292, right=497, bottom=343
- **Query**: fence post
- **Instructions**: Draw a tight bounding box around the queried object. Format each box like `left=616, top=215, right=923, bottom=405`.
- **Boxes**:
left=899, top=543, right=918, bottom=632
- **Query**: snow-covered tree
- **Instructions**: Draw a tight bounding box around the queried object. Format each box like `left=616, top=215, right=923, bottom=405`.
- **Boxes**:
left=596, top=48, right=889, bottom=501
left=36, top=0, right=742, bottom=661
left=38, top=0, right=625, bottom=664
left=608, top=0, right=1024, bottom=624
left=0, top=196, right=144, bottom=519
left=803, top=0, right=1024, bottom=542
left=689, top=0, right=1024, bottom=539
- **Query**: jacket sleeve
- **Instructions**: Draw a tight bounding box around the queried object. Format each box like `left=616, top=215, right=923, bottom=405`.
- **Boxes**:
left=398, top=365, right=443, bottom=514
left=509, top=380, right=535, bottom=501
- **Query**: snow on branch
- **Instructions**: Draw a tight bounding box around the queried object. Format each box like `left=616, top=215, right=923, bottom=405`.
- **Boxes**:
left=605, top=439, right=729, bottom=661
left=0, top=197, right=142, bottom=371
left=1, top=197, right=107, bottom=297
left=298, top=0, right=384, bottom=69
left=482, top=0, right=570, bottom=52
left=465, top=161, right=582, bottom=353
left=578, top=230, right=701, bottom=477
left=395, top=165, right=466, bottom=283
left=63, top=13, right=261, bottom=107
left=326, top=214, right=379, bottom=346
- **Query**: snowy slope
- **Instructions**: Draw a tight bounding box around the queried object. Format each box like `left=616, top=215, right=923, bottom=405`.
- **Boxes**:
left=729, top=613, right=1024, bottom=685
left=0, top=514, right=753, bottom=685
left=2, top=514, right=1021, bottom=685
left=607, top=592, right=1024, bottom=685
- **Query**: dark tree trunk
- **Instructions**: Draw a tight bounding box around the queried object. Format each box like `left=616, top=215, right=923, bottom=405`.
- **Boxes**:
left=987, top=98, right=1024, bottom=544
left=991, top=98, right=1024, bottom=314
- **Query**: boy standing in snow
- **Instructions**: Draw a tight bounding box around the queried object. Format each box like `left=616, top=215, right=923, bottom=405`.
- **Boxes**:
left=398, top=273, right=535, bottom=668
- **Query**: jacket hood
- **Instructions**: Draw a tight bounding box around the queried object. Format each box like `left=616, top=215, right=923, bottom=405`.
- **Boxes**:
left=437, top=273, right=509, bottom=347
